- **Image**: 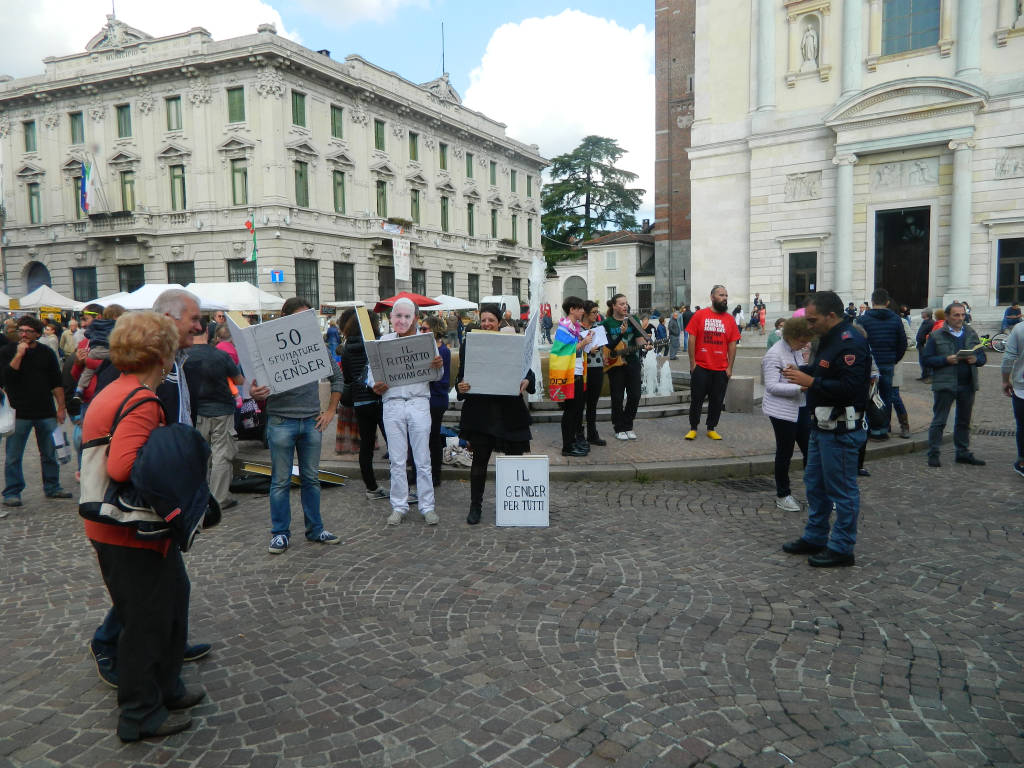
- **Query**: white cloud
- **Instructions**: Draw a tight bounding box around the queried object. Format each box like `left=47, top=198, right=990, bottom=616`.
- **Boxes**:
left=0, top=0, right=299, bottom=80
left=291, top=0, right=429, bottom=26
left=464, top=10, right=655, bottom=222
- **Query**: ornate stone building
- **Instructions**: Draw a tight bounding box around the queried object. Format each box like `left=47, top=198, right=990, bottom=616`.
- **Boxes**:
left=688, top=0, right=1024, bottom=322
left=0, top=16, right=546, bottom=306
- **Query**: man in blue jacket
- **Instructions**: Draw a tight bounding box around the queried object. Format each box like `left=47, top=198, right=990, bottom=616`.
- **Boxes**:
left=780, top=291, right=870, bottom=568
left=855, top=288, right=907, bottom=439
left=921, top=302, right=986, bottom=468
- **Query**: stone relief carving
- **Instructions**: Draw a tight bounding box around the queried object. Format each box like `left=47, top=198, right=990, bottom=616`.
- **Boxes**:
left=350, top=105, right=368, bottom=125
left=43, top=106, right=60, bottom=131
left=479, top=156, right=488, bottom=167
left=784, top=171, right=821, bottom=202
left=391, top=123, right=405, bottom=138
left=255, top=67, right=285, bottom=99
left=453, top=146, right=465, bottom=159
left=995, top=148, right=1024, bottom=179
left=423, top=135, right=436, bottom=150
left=0, top=114, right=8, bottom=139
left=675, top=104, right=694, bottom=129
left=137, top=88, right=154, bottom=116
left=870, top=157, right=939, bottom=190
left=89, top=100, right=106, bottom=122
left=188, top=78, right=212, bottom=106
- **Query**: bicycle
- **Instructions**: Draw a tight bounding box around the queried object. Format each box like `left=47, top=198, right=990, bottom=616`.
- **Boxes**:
left=979, top=331, right=1008, bottom=353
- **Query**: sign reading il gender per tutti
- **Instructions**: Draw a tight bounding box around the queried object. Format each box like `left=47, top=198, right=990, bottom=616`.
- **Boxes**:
left=365, top=332, right=442, bottom=389
left=227, top=309, right=333, bottom=395
left=495, top=455, right=549, bottom=527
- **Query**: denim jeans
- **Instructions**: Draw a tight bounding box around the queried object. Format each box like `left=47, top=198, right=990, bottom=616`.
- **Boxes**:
left=4, top=416, right=62, bottom=499
left=802, top=428, right=866, bottom=555
left=873, top=364, right=895, bottom=436
left=1012, top=393, right=1024, bottom=462
left=267, top=415, right=324, bottom=540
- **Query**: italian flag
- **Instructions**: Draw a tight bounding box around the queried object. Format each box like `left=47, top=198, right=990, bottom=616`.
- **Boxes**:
left=244, top=219, right=258, bottom=263
left=80, top=161, right=91, bottom=213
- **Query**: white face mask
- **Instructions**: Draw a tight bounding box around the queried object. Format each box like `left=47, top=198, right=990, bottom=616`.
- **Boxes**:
left=391, top=304, right=415, bottom=335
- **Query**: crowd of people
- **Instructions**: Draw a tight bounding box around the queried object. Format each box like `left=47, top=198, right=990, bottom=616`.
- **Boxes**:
left=1, top=280, right=1021, bottom=743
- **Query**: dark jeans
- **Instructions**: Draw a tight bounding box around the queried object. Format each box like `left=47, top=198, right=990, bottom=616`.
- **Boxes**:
left=93, top=571, right=194, bottom=658
left=560, top=376, right=586, bottom=449
left=606, top=360, right=641, bottom=433
left=873, top=364, right=895, bottom=436
left=928, top=387, right=975, bottom=459
left=429, top=406, right=446, bottom=484
left=689, top=366, right=729, bottom=430
left=770, top=408, right=810, bottom=497
left=803, top=428, right=866, bottom=555
left=91, top=542, right=188, bottom=741
left=584, top=366, right=604, bottom=437
left=354, top=401, right=385, bottom=491
left=1013, top=394, right=1024, bottom=461
left=4, top=416, right=62, bottom=499
left=469, top=433, right=525, bottom=508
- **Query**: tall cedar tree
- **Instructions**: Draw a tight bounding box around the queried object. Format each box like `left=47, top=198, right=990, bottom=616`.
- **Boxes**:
left=541, top=136, right=644, bottom=260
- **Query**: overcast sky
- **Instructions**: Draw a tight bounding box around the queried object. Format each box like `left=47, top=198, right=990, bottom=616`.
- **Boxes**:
left=0, top=0, right=654, bottom=220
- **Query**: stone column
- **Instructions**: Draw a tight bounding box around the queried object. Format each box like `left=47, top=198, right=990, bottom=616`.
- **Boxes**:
left=956, top=0, right=981, bottom=80
left=947, top=140, right=976, bottom=299
left=840, top=0, right=862, bottom=97
left=832, top=153, right=858, bottom=300
left=756, top=0, right=776, bottom=110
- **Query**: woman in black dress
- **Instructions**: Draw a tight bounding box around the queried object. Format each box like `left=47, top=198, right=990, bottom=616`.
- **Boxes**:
left=456, top=303, right=536, bottom=525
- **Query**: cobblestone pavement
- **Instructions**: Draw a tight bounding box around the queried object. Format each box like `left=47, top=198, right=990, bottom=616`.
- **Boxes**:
left=2, top=352, right=1022, bottom=768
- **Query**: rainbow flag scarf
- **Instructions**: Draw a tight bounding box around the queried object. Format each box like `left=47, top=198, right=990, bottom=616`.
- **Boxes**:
left=548, top=318, right=585, bottom=402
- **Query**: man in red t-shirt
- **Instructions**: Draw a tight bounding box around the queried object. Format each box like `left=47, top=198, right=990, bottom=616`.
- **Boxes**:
left=685, top=285, right=741, bottom=440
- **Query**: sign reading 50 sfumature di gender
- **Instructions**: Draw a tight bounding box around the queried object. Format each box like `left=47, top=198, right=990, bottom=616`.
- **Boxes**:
left=228, top=309, right=333, bottom=395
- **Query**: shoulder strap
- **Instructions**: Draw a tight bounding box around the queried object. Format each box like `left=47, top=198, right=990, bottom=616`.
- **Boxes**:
left=81, top=386, right=164, bottom=451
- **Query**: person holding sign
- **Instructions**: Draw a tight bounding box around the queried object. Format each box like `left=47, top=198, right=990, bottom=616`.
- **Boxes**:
left=248, top=298, right=343, bottom=554
left=457, top=304, right=537, bottom=525
left=371, top=298, right=444, bottom=526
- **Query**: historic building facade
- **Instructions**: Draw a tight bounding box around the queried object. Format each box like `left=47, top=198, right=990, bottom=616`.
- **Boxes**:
left=688, top=0, right=1024, bottom=322
left=654, top=0, right=696, bottom=309
left=0, top=16, right=546, bottom=306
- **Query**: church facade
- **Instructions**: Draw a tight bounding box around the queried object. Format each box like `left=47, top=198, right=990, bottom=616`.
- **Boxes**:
left=0, top=16, right=546, bottom=307
left=688, top=0, right=1024, bottom=322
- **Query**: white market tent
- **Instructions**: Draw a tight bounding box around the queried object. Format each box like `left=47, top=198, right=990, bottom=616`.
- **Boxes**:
left=0, top=290, right=11, bottom=310
left=119, top=283, right=225, bottom=311
left=427, top=294, right=478, bottom=311
left=17, top=285, right=85, bottom=311
left=93, top=291, right=133, bottom=307
left=186, top=282, right=286, bottom=312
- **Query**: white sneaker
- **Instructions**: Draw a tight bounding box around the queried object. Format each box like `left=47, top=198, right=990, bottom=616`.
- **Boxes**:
left=776, top=495, right=801, bottom=512
left=424, top=511, right=439, bottom=525
left=387, top=510, right=403, bottom=526
left=626, top=431, right=638, bottom=440
left=615, top=432, right=630, bottom=441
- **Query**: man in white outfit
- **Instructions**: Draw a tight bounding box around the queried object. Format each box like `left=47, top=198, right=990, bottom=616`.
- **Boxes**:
left=372, top=297, right=443, bottom=525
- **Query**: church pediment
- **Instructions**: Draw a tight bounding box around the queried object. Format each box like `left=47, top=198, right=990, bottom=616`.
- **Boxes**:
left=107, top=149, right=140, bottom=166
left=326, top=149, right=355, bottom=167
left=61, top=157, right=87, bottom=174
left=825, top=77, right=987, bottom=129
left=463, top=184, right=481, bottom=200
left=156, top=143, right=191, bottom=161
left=86, top=15, right=153, bottom=51
left=487, top=192, right=504, bottom=206
left=16, top=163, right=45, bottom=179
left=216, top=136, right=254, bottom=154
left=436, top=179, right=457, bottom=195
left=370, top=161, right=396, bottom=177
left=286, top=140, right=319, bottom=159
left=406, top=171, right=428, bottom=187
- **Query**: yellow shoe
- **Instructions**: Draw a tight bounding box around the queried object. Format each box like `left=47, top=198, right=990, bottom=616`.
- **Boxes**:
left=707, top=430, right=723, bottom=440
left=684, top=429, right=697, bottom=440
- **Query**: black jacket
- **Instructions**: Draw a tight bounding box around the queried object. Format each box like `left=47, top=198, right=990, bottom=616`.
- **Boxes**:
left=915, top=318, right=935, bottom=348
left=340, top=337, right=379, bottom=405
left=456, top=338, right=536, bottom=442
left=800, top=319, right=871, bottom=415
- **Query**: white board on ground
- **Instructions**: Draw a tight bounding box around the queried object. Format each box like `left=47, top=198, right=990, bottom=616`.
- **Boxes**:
left=463, top=331, right=526, bottom=396
left=495, top=455, right=549, bottom=527
left=227, top=309, right=333, bottom=395
left=364, top=332, right=442, bottom=388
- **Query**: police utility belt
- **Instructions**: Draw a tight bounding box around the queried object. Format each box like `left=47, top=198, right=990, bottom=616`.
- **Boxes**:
left=812, top=406, right=863, bottom=433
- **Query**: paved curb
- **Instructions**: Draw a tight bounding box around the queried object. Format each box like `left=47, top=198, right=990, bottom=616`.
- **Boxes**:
left=239, top=430, right=941, bottom=483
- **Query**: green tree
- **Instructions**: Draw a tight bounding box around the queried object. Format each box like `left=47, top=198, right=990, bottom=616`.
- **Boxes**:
left=541, top=135, right=644, bottom=261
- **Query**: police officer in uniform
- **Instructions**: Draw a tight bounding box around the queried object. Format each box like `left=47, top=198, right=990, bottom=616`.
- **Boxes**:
left=779, top=291, right=870, bottom=567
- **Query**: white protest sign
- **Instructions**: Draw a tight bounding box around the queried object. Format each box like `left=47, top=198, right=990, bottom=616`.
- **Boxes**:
left=520, top=311, right=538, bottom=379
left=464, top=331, right=526, bottom=396
left=495, top=456, right=549, bottom=527
left=393, top=238, right=411, bottom=282
left=226, top=309, right=333, bottom=395
left=365, top=332, right=442, bottom=388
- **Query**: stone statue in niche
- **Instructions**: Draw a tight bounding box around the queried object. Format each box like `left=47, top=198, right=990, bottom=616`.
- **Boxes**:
left=800, top=21, right=819, bottom=72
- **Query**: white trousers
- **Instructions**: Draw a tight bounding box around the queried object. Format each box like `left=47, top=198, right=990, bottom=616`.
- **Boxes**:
left=382, top=397, right=434, bottom=515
